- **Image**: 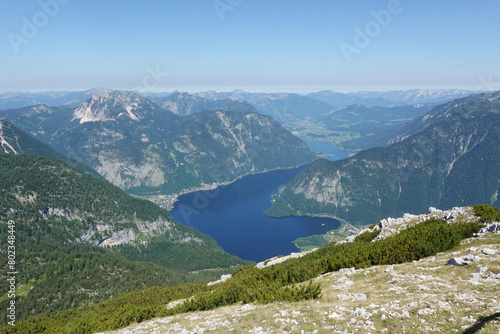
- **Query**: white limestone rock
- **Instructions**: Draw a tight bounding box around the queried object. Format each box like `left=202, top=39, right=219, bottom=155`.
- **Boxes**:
left=481, top=248, right=497, bottom=255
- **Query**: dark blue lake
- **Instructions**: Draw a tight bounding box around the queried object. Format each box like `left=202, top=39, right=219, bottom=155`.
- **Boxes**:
left=171, top=166, right=340, bottom=262
left=171, top=140, right=350, bottom=262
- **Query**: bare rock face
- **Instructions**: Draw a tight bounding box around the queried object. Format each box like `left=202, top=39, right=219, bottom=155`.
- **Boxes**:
left=93, top=228, right=137, bottom=247
left=75, top=215, right=198, bottom=248
left=481, top=248, right=497, bottom=255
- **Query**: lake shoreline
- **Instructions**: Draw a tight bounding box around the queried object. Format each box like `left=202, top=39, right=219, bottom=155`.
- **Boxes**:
left=169, top=166, right=342, bottom=262
left=146, top=162, right=312, bottom=210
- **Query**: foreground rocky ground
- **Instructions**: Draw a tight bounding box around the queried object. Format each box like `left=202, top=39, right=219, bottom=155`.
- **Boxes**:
left=104, top=210, right=500, bottom=334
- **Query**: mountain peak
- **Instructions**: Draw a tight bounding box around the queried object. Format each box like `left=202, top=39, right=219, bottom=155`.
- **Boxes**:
left=72, top=90, right=155, bottom=124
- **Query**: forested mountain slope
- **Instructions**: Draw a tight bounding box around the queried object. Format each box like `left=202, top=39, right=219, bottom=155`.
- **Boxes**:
left=0, top=154, right=250, bottom=323
left=267, top=91, right=500, bottom=224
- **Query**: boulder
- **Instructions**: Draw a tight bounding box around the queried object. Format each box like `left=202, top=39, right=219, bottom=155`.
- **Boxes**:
left=428, top=207, right=441, bottom=214
left=482, top=248, right=497, bottom=255
left=448, top=255, right=478, bottom=266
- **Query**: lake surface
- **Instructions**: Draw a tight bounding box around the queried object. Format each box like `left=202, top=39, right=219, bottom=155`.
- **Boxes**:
left=171, top=167, right=340, bottom=262
left=300, top=137, right=351, bottom=161
left=171, top=140, right=351, bottom=262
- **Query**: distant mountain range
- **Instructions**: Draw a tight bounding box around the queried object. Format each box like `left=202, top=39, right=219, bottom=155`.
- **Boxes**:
left=197, top=91, right=336, bottom=122
left=148, top=91, right=257, bottom=116
left=0, top=90, right=315, bottom=196
left=0, top=87, right=115, bottom=110
left=266, top=91, right=500, bottom=224
left=0, top=87, right=475, bottom=114
left=195, top=89, right=477, bottom=151
left=306, top=89, right=476, bottom=108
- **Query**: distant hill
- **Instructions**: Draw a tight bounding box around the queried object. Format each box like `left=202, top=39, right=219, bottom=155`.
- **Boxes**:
left=317, top=103, right=435, bottom=151
left=0, top=87, right=116, bottom=109
left=149, top=91, right=257, bottom=116
left=266, top=91, right=500, bottom=224
left=197, top=91, right=335, bottom=122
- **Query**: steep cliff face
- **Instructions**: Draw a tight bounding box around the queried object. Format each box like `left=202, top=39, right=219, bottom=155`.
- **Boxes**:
left=0, top=90, right=314, bottom=195
left=0, top=120, right=18, bottom=154
left=270, top=91, right=500, bottom=224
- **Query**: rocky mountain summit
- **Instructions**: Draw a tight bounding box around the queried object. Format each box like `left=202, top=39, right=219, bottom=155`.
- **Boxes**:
left=105, top=206, right=500, bottom=333
left=72, top=90, right=157, bottom=123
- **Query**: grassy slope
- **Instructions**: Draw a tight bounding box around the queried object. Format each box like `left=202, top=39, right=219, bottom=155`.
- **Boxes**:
left=110, top=232, right=500, bottom=334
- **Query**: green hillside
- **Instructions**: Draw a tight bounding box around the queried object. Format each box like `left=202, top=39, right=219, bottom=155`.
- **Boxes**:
left=0, top=154, right=250, bottom=324
left=266, top=91, right=500, bottom=224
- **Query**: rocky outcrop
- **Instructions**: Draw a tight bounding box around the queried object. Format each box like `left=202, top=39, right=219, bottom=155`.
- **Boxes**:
left=0, top=120, right=19, bottom=154
left=75, top=216, right=198, bottom=248
left=475, top=222, right=500, bottom=237
left=448, top=255, right=479, bottom=266
left=93, top=228, right=137, bottom=247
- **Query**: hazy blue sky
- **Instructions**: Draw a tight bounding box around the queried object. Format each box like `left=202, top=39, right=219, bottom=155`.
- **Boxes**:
left=1, top=0, right=499, bottom=93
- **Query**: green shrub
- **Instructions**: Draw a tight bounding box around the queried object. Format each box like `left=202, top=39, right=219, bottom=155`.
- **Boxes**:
left=354, top=229, right=381, bottom=243
left=474, top=204, right=500, bottom=223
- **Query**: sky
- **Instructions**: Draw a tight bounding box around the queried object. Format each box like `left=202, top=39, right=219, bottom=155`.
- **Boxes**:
left=1, top=0, right=499, bottom=93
